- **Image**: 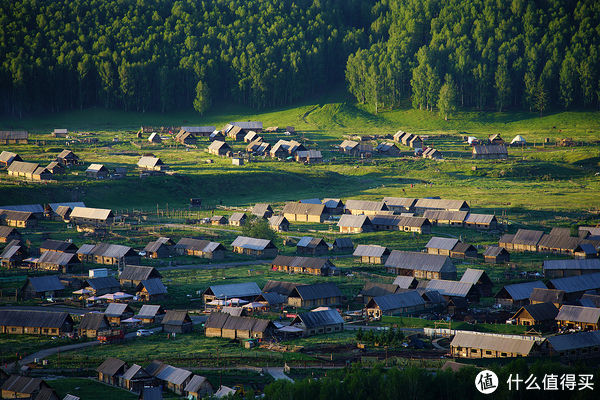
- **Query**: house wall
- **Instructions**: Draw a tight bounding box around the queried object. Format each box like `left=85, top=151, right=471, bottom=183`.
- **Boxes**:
left=451, top=346, right=524, bottom=359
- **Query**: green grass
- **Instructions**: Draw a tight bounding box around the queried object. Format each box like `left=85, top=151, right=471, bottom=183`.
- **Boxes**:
left=380, top=316, right=527, bottom=334
left=47, top=377, right=137, bottom=400
left=0, top=334, right=72, bottom=364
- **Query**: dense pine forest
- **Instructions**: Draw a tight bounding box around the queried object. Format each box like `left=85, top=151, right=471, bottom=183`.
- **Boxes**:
left=1, top=0, right=599, bottom=116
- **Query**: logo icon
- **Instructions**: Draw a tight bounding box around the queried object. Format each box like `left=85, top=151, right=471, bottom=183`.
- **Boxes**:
left=475, top=370, right=499, bottom=394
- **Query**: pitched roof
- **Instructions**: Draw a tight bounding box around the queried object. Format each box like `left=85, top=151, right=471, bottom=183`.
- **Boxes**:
left=393, top=276, right=417, bottom=289
left=57, top=149, right=76, bottom=158
left=138, top=278, right=168, bottom=295
left=579, top=294, right=600, bottom=308
left=255, top=292, right=286, bottom=305
left=205, top=282, right=261, bottom=299
left=162, top=310, right=191, bottom=325
left=121, top=364, right=151, bottom=381
left=344, top=199, right=387, bottom=212
left=79, top=313, right=110, bottom=330
left=413, top=198, right=469, bottom=211
left=271, top=255, right=332, bottom=271
left=422, top=210, right=468, bottom=222
left=497, top=281, right=547, bottom=301
left=464, top=213, right=496, bottom=224
left=460, top=269, right=488, bottom=284
left=368, top=290, right=425, bottom=311
left=137, top=156, right=164, bottom=168
left=483, top=246, right=508, bottom=257
left=232, top=121, right=262, bottom=130
left=252, top=203, right=272, bottom=216
left=208, top=140, right=231, bottom=151
left=262, top=280, right=303, bottom=296
left=0, top=204, right=44, bottom=213
left=48, top=202, right=86, bottom=213
left=513, top=303, right=558, bottom=321
left=104, top=303, right=132, bottom=318
left=37, top=251, right=78, bottom=266
left=175, top=238, right=224, bottom=253
left=289, top=282, right=341, bottom=300
left=155, top=364, right=192, bottom=386
left=369, top=214, right=429, bottom=228
left=120, top=265, right=161, bottom=281
left=86, top=276, right=120, bottom=290
left=529, top=288, right=565, bottom=304
left=333, top=238, right=353, bottom=248
left=360, top=282, right=399, bottom=298
left=0, top=226, right=17, bottom=238
left=556, top=305, right=600, bottom=324
left=96, top=358, right=126, bottom=376
left=1, top=375, right=45, bottom=394
left=296, top=150, right=322, bottom=158
left=337, top=214, right=371, bottom=228
left=293, top=309, right=344, bottom=329
left=543, top=259, right=600, bottom=271
left=425, top=280, right=474, bottom=298
left=385, top=250, right=455, bottom=273
left=40, top=239, right=77, bottom=252
left=69, top=207, right=112, bottom=221
left=296, top=236, right=327, bottom=249
left=450, top=331, right=536, bottom=355
left=538, top=234, right=581, bottom=250
left=0, top=310, right=71, bottom=328
left=512, top=229, right=545, bottom=246
left=382, top=197, right=417, bottom=208
left=7, top=161, right=39, bottom=174
left=230, top=236, right=275, bottom=251
left=268, top=215, right=287, bottom=226
left=425, top=237, right=459, bottom=251
left=185, top=375, right=210, bottom=393
left=548, top=272, right=600, bottom=294
left=282, top=202, right=325, bottom=216
left=26, top=276, right=65, bottom=292
left=472, top=144, right=508, bottom=155
left=136, top=305, right=163, bottom=319
left=229, top=213, right=246, bottom=222
left=0, top=151, right=20, bottom=164
left=353, top=245, right=389, bottom=258
left=548, top=331, right=600, bottom=352
left=180, top=126, right=215, bottom=133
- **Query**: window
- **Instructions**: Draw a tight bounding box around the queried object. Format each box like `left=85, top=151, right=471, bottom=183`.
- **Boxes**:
left=485, top=351, right=492, bottom=355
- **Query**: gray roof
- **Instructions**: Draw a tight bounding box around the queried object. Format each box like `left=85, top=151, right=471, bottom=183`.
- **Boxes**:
left=37, top=251, right=78, bottom=266
left=549, top=272, right=600, bottom=294
left=70, top=207, right=112, bottom=221
left=162, top=310, right=191, bottom=325
left=185, top=375, right=210, bottom=393
left=1, top=375, right=44, bottom=395
left=579, top=294, right=600, bottom=308
left=251, top=203, right=272, bottom=216
left=262, top=280, right=303, bottom=296
left=139, top=387, right=162, bottom=400
left=79, top=313, right=110, bottom=330
left=529, top=288, right=565, bottom=304
left=181, top=126, right=215, bottom=133
left=40, top=239, right=77, bottom=252
left=337, top=214, right=371, bottom=228
left=139, top=278, right=167, bottom=295
left=556, top=305, right=600, bottom=324
left=498, top=281, right=546, bottom=301
left=96, top=358, right=126, bottom=376
left=282, top=202, right=325, bottom=216
left=0, top=204, right=44, bottom=213
left=426, top=280, right=474, bottom=298
left=369, top=291, right=425, bottom=311
left=514, top=303, right=558, bottom=321
left=548, top=331, right=600, bottom=352
left=104, top=303, right=132, bottom=318
left=119, top=265, right=161, bottom=281
left=0, top=226, right=17, bottom=238
left=353, top=245, right=389, bottom=258
left=136, top=305, right=163, bottom=319
left=293, top=309, right=344, bottom=329
left=268, top=215, right=287, bottom=226
left=7, top=161, right=39, bottom=174
left=544, top=259, right=600, bottom=271
left=175, top=238, right=224, bottom=253
left=121, top=364, right=151, bottom=381
left=382, top=197, right=417, bottom=208
left=0, top=310, right=71, bottom=328
left=137, top=156, right=164, bottom=168
left=580, top=227, right=600, bottom=236
left=385, top=250, right=455, bottom=273
left=393, top=276, right=417, bottom=289
left=425, top=237, right=459, bottom=251
left=206, top=282, right=261, bottom=299
left=512, top=229, right=545, bottom=246
left=297, top=236, right=327, bottom=249
left=413, top=198, right=469, bottom=211
left=369, top=214, right=429, bottom=228
left=48, top=202, right=86, bottom=212
left=344, top=199, right=387, bottom=212
left=232, top=121, right=262, bottom=130
left=296, top=150, right=322, bottom=158
left=450, top=331, right=536, bottom=355
left=229, top=212, right=246, bottom=222
left=299, top=198, right=321, bottom=204
left=63, top=395, right=80, bottom=400
left=27, top=276, right=64, bottom=292
left=271, top=255, right=332, bottom=271
left=231, top=236, right=275, bottom=251
left=484, top=246, right=507, bottom=257
left=256, top=292, right=286, bottom=305
left=472, top=144, right=508, bottom=155
left=155, top=364, right=192, bottom=386
left=459, top=269, right=488, bottom=284
left=290, top=282, right=341, bottom=300
left=360, top=282, right=399, bottom=298
left=422, top=210, right=468, bottom=222
left=322, top=198, right=343, bottom=208
left=0, top=130, right=28, bottom=140
left=333, top=238, right=353, bottom=248
left=86, top=276, right=120, bottom=291
left=464, top=213, right=496, bottom=224
left=0, top=151, right=19, bottom=164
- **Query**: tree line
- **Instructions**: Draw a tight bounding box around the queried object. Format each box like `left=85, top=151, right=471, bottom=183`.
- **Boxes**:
left=346, top=0, right=600, bottom=116
left=0, top=0, right=369, bottom=116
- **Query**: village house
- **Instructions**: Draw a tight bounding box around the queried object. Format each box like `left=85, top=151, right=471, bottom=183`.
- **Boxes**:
left=252, top=203, right=273, bottom=219
left=262, top=280, right=304, bottom=299
left=353, top=245, right=390, bottom=264
left=77, top=243, right=139, bottom=265
left=243, top=130, right=261, bottom=143
left=385, top=251, right=457, bottom=280
left=135, top=305, right=165, bottom=324
left=254, top=292, right=286, bottom=311
left=246, top=140, right=271, bottom=155
left=0, top=310, right=73, bottom=336
left=529, top=288, right=565, bottom=308
left=180, top=126, right=215, bottom=138
left=425, top=237, right=477, bottom=259
left=36, top=251, right=80, bottom=273
left=174, top=130, right=197, bottom=145
left=537, top=232, right=583, bottom=255
left=579, top=293, right=600, bottom=308
left=510, top=303, right=558, bottom=331
left=146, top=362, right=193, bottom=396
left=543, top=259, right=600, bottom=279
left=422, top=147, right=443, bottom=159
left=393, top=276, right=419, bottom=289
left=69, top=207, right=114, bottom=226
left=228, top=213, right=247, bottom=226
left=320, top=198, right=344, bottom=215
left=556, top=305, right=600, bottom=331
left=337, top=214, right=373, bottom=233
left=0, top=130, right=28, bottom=144
left=0, top=226, right=20, bottom=243
left=375, top=142, right=401, bottom=156
left=574, top=243, right=598, bottom=259
left=0, top=210, right=36, bottom=228
left=286, top=282, right=342, bottom=308
left=422, top=210, right=468, bottom=227
left=547, top=331, right=600, bottom=360
left=22, top=276, right=65, bottom=299
left=227, top=121, right=263, bottom=134
left=282, top=202, right=326, bottom=222
left=104, top=303, right=135, bottom=326
left=162, top=310, right=193, bottom=333
left=365, top=290, right=427, bottom=318
left=382, top=197, right=417, bottom=213
left=174, top=238, right=226, bottom=259
left=86, top=276, right=121, bottom=296
left=1, top=376, right=52, bottom=399
left=296, top=236, right=329, bottom=255
left=547, top=272, right=600, bottom=302
left=202, top=282, right=262, bottom=303
left=472, top=144, right=508, bottom=159
left=459, top=268, right=493, bottom=297
left=464, top=213, right=499, bottom=230
left=148, top=133, right=161, bottom=143
left=40, top=239, right=78, bottom=254
left=121, top=364, right=155, bottom=393
left=79, top=313, right=111, bottom=338
left=143, top=237, right=174, bottom=259
left=204, top=312, right=274, bottom=339
left=56, top=150, right=80, bottom=166
left=499, top=229, right=544, bottom=252
left=45, top=161, right=65, bottom=174
left=488, top=134, right=505, bottom=145
left=86, top=164, right=109, bottom=179
left=267, top=215, right=289, bottom=232
left=52, top=128, right=68, bottom=138
left=344, top=199, right=388, bottom=216
left=413, top=199, right=470, bottom=214
left=271, top=255, right=336, bottom=276
left=136, top=278, right=168, bottom=302
left=185, top=375, right=214, bottom=399
left=338, top=140, right=372, bottom=156
left=270, top=140, right=305, bottom=158
left=119, top=265, right=162, bottom=287
left=358, top=282, right=401, bottom=304
left=289, top=308, right=344, bottom=337
left=295, top=150, right=323, bottom=164
left=0, top=240, right=25, bottom=268
left=494, top=281, right=547, bottom=307
left=210, top=215, right=228, bottom=225
left=231, top=236, right=278, bottom=257
left=450, top=331, right=541, bottom=359
left=7, top=161, right=42, bottom=180
left=369, top=214, right=432, bottom=233
left=0, top=151, right=22, bottom=167
left=137, top=156, right=168, bottom=172
left=332, top=237, right=353, bottom=252
left=483, top=246, right=510, bottom=263
left=207, top=140, right=232, bottom=156
left=422, top=280, right=479, bottom=303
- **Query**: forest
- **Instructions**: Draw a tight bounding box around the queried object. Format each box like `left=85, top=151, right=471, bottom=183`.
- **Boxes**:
left=1, top=0, right=599, bottom=116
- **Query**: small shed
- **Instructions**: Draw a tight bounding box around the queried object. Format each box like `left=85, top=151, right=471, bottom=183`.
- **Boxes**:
left=483, top=246, right=510, bottom=263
